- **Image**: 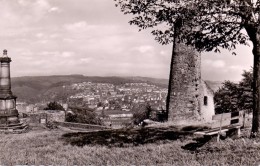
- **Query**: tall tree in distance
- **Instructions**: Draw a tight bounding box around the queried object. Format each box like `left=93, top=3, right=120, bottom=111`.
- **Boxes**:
left=115, top=0, right=260, bottom=137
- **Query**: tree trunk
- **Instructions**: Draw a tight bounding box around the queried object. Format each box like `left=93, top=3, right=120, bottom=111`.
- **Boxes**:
left=250, top=28, right=260, bottom=137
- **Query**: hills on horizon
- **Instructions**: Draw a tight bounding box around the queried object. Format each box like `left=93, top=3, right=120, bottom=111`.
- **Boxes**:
left=10, top=75, right=223, bottom=104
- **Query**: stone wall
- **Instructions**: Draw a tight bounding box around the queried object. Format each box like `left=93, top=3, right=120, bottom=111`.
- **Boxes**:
left=26, top=110, right=65, bottom=124
left=26, top=112, right=47, bottom=124
left=167, top=43, right=202, bottom=125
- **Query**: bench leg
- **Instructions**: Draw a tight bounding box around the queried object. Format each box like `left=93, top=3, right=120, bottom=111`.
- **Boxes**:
left=237, top=128, right=241, bottom=138
left=217, top=133, right=220, bottom=142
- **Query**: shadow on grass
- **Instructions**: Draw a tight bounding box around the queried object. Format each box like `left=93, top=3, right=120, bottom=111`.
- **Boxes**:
left=181, top=128, right=238, bottom=151
left=181, top=136, right=212, bottom=151
left=61, top=125, right=209, bottom=147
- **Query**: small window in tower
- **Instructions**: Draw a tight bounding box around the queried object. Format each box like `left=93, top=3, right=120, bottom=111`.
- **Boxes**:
left=204, top=96, right=208, bottom=106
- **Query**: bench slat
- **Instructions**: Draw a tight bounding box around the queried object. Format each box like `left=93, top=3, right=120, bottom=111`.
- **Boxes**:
left=212, top=111, right=244, bottom=121
left=194, top=131, right=206, bottom=135
left=210, top=116, right=243, bottom=129
left=204, top=129, right=229, bottom=136
left=194, top=124, right=242, bottom=136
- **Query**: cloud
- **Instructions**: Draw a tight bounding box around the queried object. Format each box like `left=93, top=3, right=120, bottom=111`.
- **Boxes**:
left=204, top=59, right=226, bottom=68
left=36, top=33, right=44, bottom=38
left=61, top=52, right=75, bottom=58
left=38, top=51, right=75, bottom=58
left=212, top=60, right=226, bottom=68
left=64, top=21, right=95, bottom=32
left=4, top=0, right=252, bottom=81
left=19, top=0, right=53, bottom=21
left=134, top=45, right=154, bottom=53
left=64, top=21, right=87, bottom=30
left=0, top=0, right=58, bottom=38
left=1, top=1, right=172, bottom=78
left=160, top=50, right=167, bottom=55
left=18, top=0, right=28, bottom=6
left=80, top=58, right=92, bottom=63
left=49, top=7, right=61, bottom=13
left=228, top=65, right=244, bottom=71
left=34, top=0, right=50, bottom=9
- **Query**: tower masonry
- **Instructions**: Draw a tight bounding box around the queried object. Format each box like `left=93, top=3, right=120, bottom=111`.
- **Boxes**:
left=167, top=43, right=215, bottom=125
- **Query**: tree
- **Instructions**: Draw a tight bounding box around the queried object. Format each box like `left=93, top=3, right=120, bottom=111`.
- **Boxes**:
left=115, top=0, right=260, bottom=136
left=44, top=101, right=65, bottom=111
left=214, top=81, right=240, bottom=114
left=131, top=104, right=152, bottom=125
left=238, top=70, right=253, bottom=112
left=215, top=70, right=253, bottom=114
left=65, top=106, right=102, bottom=125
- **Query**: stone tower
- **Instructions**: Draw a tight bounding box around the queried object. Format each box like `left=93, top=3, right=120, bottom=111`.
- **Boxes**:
left=167, top=43, right=214, bottom=125
left=0, top=50, right=27, bottom=132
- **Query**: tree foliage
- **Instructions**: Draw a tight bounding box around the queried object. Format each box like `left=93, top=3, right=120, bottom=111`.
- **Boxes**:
left=239, top=70, right=254, bottom=111
left=65, top=107, right=102, bottom=125
left=115, top=0, right=252, bottom=51
left=214, top=81, right=240, bottom=114
left=44, top=101, right=65, bottom=111
left=131, top=104, right=152, bottom=125
left=214, top=70, right=253, bottom=114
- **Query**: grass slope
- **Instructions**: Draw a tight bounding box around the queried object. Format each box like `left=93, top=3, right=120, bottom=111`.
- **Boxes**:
left=0, top=126, right=260, bottom=165
left=62, top=126, right=192, bottom=147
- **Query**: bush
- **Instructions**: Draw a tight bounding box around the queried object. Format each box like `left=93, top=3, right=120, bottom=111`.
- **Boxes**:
left=44, top=101, right=65, bottom=111
left=65, top=107, right=102, bottom=125
left=131, top=104, right=152, bottom=125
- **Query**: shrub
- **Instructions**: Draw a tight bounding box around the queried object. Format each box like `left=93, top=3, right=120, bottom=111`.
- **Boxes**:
left=44, top=101, right=65, bottom=111
left=131, top=104, right=151, bottom=125
left=65, top=107, right=102, bottom=125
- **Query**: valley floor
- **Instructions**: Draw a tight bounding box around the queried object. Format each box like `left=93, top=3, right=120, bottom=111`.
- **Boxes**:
left=0, top=125, right=260, bottom=165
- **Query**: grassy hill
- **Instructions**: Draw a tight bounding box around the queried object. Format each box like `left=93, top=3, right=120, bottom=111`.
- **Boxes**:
left=11, top=75, right=168, bottom=103
left=0, top=125, right=258, bottom=165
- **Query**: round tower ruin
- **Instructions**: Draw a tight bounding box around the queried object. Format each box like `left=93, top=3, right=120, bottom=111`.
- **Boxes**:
left=167, top=43, right=205, bottom=125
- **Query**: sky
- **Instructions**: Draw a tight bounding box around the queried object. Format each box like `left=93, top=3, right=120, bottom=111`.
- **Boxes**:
left=0, top=0, right=254, bottom=81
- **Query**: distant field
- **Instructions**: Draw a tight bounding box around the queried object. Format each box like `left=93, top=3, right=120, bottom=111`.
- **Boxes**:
left=1, top=125, right=260, bottom=165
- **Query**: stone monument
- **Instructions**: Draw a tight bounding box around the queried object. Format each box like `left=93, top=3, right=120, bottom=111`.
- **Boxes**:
left=0, top=49, right=27, bottom=132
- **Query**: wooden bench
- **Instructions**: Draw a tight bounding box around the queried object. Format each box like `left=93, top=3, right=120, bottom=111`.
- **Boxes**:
left=194, top=111, right=245, bottom=142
